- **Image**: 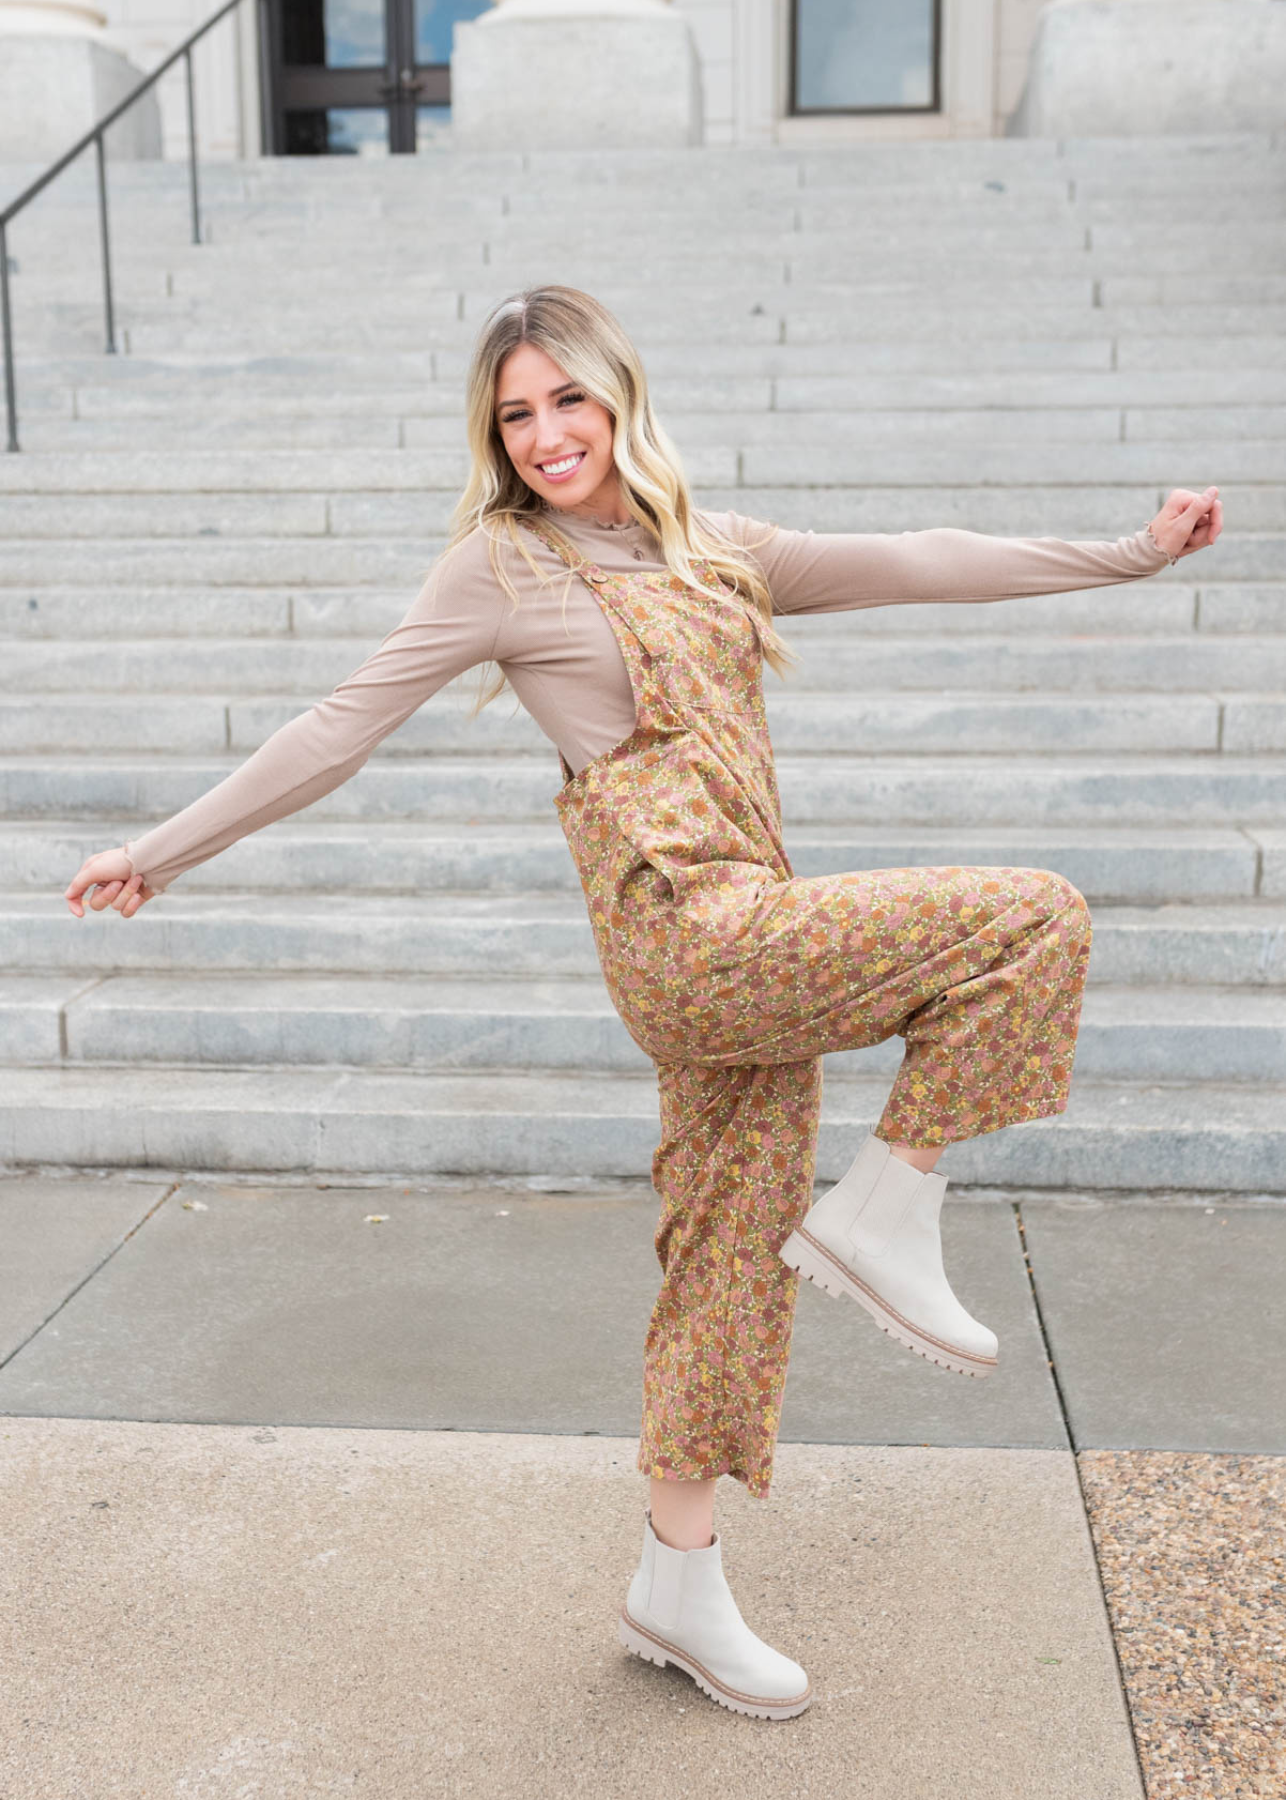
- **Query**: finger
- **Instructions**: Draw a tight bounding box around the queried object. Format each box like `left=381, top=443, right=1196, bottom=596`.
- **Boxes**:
left=88, top=880, right=123, bottom=912
left=1193, top=492, right=1220, bottom=539
left=63, top=863, right=96, bottom=902
left=111, top=874, right=143, bottom=914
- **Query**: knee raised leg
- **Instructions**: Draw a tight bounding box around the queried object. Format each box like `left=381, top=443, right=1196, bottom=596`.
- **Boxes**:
left=1034, top=869, right=1092, bottom=951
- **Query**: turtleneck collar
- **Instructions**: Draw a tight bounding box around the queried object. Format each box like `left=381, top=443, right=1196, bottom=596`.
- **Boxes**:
left=537, top=500, right=644, bottom=534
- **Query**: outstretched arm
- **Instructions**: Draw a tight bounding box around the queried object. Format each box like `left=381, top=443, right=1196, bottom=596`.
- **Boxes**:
left=714, top=486, right=1222, bottom=617
left=64, top=534, right=506, bottom=918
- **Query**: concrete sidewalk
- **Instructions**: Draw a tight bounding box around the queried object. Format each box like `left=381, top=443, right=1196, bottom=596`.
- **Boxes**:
left=2, top=1171, right=1283, bottom=1799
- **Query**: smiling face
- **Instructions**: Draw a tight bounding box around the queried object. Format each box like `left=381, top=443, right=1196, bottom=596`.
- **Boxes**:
left=494, top=340, right=627, bottom=522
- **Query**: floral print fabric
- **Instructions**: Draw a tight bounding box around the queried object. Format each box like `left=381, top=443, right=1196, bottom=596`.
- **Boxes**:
left=522, top=518, right=1092, bottom=1498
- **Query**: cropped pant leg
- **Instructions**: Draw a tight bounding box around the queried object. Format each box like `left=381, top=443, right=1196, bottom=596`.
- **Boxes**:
left=639, top=1056, right=823, bottom=1500
left=636, top=864, right=1093, bottom=1498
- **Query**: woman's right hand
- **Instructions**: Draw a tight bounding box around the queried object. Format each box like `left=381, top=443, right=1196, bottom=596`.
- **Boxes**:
left=1148, top=486, right=1221, bottom=560
left=64, top=848, right=157, bottom=919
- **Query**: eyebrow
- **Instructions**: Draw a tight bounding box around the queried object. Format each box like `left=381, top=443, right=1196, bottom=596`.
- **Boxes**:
left=496, top=380, right=579, bottom=412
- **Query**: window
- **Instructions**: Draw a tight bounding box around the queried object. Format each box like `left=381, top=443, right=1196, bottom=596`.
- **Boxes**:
left=790, top=0, right=941, bottom=115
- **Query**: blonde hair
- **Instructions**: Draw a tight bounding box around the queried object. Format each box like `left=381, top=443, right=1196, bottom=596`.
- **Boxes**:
left=433, top=284, right=797, bottom=714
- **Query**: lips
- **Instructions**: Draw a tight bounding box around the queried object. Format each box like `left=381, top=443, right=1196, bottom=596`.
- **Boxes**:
left=538, top=451, right=586, bottom=482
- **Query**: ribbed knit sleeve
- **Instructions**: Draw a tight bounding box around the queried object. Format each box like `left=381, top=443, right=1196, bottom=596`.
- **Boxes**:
left=123, top=532, right=505, bottom=891
left=707, top=513, right=1174, bottom=615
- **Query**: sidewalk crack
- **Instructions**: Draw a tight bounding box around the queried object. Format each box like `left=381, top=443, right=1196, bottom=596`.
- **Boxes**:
left=1013, top=1200, right=1149, bottom=1799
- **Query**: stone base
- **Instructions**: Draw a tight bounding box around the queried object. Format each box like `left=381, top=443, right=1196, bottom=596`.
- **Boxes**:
left=0, top=36, right=161, bottom=163
left=1009, top=0, right=1286, bottom=137
left=451, top=9, right=702, bottom=152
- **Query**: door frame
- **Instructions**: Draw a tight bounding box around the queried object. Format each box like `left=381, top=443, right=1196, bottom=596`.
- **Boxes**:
left=260, top=0, right=452, bottom=154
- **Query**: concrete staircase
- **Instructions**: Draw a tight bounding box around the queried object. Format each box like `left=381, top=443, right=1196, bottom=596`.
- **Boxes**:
left=2, top=134, right=1283, bottom=1189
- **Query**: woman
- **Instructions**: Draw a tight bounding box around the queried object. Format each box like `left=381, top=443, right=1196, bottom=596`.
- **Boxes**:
left=64, top=286, right=1222, bottom=1723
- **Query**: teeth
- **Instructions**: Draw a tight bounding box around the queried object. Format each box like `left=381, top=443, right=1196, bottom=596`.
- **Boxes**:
left=541, top=454, right=583, bottom=475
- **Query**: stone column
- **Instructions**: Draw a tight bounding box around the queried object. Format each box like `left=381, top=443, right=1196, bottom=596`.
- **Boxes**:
left=0, top=0, right=161, bottom=162
left=451, top=0, right=703, bottom=152
left=1010, top=0, right=1286, bottom=137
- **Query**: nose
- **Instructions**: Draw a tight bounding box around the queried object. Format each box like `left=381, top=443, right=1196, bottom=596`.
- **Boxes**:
left=533, top=407, right=570, bottom=456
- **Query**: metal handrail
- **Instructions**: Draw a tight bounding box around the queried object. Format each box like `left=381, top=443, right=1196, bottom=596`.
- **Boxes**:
left=0, top=0, right=264, bottom=451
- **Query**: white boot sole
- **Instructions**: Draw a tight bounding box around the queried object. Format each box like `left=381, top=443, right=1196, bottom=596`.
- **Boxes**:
left=618, top=1608, right=812, bottom=1720
left=780, top=1225, right=997, bottom=1379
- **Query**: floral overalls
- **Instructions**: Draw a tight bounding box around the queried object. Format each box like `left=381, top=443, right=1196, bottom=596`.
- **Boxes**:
left=522, top=517, right=1094, bottom=1499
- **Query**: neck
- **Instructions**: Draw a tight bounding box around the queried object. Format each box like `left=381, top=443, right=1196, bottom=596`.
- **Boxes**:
left=550, top=476, right=632, bottom=528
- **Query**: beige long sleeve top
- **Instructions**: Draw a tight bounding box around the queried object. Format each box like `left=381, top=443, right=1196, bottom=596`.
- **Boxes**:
left=121, top=505, right=1173, bottom=892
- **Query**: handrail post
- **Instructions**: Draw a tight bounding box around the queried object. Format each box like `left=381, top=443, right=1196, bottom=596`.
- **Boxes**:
left=94, top=133, right=117, bottom=354
left=0, top=0, right=246, bottom=449
left=185, top=46, right=201, bottom=244
left=1, top=222, right=18, bottom=452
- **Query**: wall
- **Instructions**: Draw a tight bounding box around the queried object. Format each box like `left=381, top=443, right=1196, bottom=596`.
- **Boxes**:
left=97, top=0, right=257, bottom=158
left=91, top=0, right=1045, bottom=158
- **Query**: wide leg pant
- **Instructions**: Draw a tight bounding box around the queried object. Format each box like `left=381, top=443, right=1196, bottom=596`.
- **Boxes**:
left=636, top=863, right=1093, bottom=1498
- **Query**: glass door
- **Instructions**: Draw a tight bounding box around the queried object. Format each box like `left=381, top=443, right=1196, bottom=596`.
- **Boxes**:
left=266, top=0, right=488, bottom=154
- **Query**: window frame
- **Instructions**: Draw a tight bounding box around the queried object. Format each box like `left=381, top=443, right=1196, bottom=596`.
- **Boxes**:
left=787, top=0, right=943, bottom=118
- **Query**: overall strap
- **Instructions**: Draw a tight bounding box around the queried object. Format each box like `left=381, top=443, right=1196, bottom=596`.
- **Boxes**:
left=519, top=513, right=609, bottom=585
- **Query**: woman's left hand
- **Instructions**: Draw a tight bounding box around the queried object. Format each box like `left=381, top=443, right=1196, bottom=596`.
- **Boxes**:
left=1148, top=486, right=1222, bottom=560
left=64, top=847, right=157, bottom=919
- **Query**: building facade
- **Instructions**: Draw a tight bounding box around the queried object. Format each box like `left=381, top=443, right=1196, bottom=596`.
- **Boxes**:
left=26, top=0, right=1057, bottom=163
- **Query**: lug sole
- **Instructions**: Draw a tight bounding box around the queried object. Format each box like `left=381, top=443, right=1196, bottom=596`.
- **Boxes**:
left=779, top=1225, right=998, bottom=1379
left=618, top=1608, right=812, bottom=1721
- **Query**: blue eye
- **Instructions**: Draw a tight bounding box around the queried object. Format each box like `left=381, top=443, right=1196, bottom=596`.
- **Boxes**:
left=499, top=392, right=584, bottom=426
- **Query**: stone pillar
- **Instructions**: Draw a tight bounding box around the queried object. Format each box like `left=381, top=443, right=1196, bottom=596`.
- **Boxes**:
left=451, top=0, right=703, bottom=152
left=0, top=0, right=162, bottom=162
left=1010, top=0, right=1286, bottom=137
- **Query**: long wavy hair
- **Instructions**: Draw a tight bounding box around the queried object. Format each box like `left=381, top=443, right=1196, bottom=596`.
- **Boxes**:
left=431, top=284, right=797, bottom=714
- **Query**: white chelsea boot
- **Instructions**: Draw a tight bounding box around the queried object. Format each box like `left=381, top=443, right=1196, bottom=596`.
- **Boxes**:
left=779, top=1131, right=998, bottom=1378
left=618, top=1509, right=812, bottom=1720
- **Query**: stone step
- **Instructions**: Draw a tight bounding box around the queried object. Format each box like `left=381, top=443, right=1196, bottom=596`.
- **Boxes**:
left=167, top=690, right=1286, bottom=760
left=4, top=687, right=1274, bottom=757
left=0, top=538, right=440, bottom=586
left=2, top=1063, right=1280, bottom=1190
left=30, top=223, right=1273, bottom=271
left=13, top=173, right=1254, bottom=214
left=104, top=304, right=1286, bottom=358
left=0, top=409, right=1281, bottom=492
left=8, top=397, right=1286, bottom=453
left=10, top=166, right=1271, bottom=215
left=411, top=404, right=1286, bottom=447
left=40, top=291, right=1270, bottom=339
left=0, top=586, right=1207, bottom=641
left=7, top=820, right=1269, bottom=904
left=6, top=892, right=1281, bottom=982
left=10, top=416, right=407, bottom=452
left=0, top=466, right=1273, bottom=539
left=42, top=258, right=1286, bottom=315
left=3, top=751, right=1281, bottom=826
left=9, top=408, right=1277, bottom=459
left=7, top=336, right=1257, bottom=385
left=5, top=635, right=1281, bottom=697
left=5, top=156, right=1274, bottom=217
left=4, top=132, right=1280, bottom=1200
left=147, top=262, right=1286, bottom=305
left=11, top=366, right=1286, bottom=415
left=3, top=973, right=1281, bottom=1082
left=122, top=257, right=1286, bottom=303
left=0, top=529, right=1273, bottom=588
left=20, top=206, right=1280, bottom=286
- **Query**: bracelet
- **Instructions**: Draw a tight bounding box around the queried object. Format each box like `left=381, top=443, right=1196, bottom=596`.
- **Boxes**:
left=1145, top=521, right=1178, bottom=566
